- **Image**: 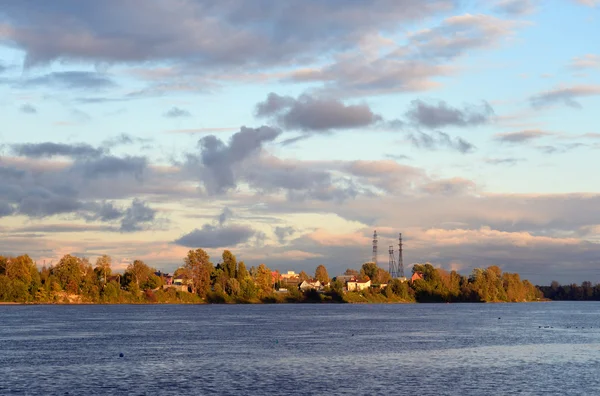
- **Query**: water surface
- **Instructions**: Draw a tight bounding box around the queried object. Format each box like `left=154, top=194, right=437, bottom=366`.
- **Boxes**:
left=1, top=302, right=599, bottom=395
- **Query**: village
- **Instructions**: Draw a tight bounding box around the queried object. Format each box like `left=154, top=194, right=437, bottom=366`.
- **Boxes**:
left=156, top=269, right=422, bottom=295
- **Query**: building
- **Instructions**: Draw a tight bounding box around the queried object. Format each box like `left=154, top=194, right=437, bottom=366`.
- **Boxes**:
left=299, top=279, right=323, bottom=291
left=347, top=279, right=371, bottom=292
left=280, top=271, right=299, bottom=280
left=411, top=272, right=424, bottom=283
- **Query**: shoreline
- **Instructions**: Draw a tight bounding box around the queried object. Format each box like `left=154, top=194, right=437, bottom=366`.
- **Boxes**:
left=0, top=300, right=548, bottom=306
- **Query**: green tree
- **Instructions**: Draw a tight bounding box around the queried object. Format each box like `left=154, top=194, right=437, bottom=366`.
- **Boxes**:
left=222, top=250, right=237, bottom=280
left=184, top=249, right=213, bottom=298
left=52, top=255, right=85, bottom=293
left=225, top=278, right=241, bottom=297
left=315, top=265, right=330, bottom=284
left=360, top=262, right=378, bottom=281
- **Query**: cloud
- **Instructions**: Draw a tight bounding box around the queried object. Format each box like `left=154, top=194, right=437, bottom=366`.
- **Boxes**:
left=493, top=0, right=538, bottom=15
left=77, top=155, right=147, bottom=179
left=166, top=127, right=238, bottom=134
left=174, top=224, right=256, bottom=248
left=536, top=143, right=585, bottom=154
left=164, top=107, right=192, bottom=118
left=101, top=133, right=152, bottom=149
left=573, top=0, right=600, bottom=7
left=218, top=207, right=233, bottom=226
left=119, top=199, right=157, bottom=232
left=11, top=142, right=104, bottom=158
left=421, top=178, right=476, bottom=196
left=286, top=13, right=523, bottom=97
left=242, top=155, right=360, bottom=202
left=186, top=125, right=281, bottom=194
left=85, top=201, right=124, bottom=222
left=274, top=226, right=295, bottom=243
left=287, top=57, right=448, bottom=97
left=255, top=93, right=381, bottom=132
left=19, top=71, right=115, bottom=90
left=406, top=13, right=524, bottom=60
left=494, top=129, right=553, bottom=143
left=530, top=85, right=600, bottom=109
left=0, top=0, right=459, bottom=68
left=569, top=54, right=600, bottom=70
left=405, top=99, right=494, bottom=128
left=19, top=103, right=37, bottom=114
left=407, top=130, right=475, bottom=153
left=484, top=157, right=525, bottom=165
left=0, top=201, right=15, bottom=217
left=13, top=224, right=116, bottom=233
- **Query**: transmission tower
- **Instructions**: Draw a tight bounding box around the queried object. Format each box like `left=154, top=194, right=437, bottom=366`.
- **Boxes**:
left=372, top=230, right=378, bottom=264
left=398, top=233, right=405, bottom=278
left=388, top=245, right=397, bottom=278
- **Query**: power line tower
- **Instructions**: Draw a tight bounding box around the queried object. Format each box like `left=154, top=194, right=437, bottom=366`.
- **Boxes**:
left=398, top=233, right=405, bottom=278
left=372, top=230, right=378, bottom=264
left=388, top=245, right=397, bottom=278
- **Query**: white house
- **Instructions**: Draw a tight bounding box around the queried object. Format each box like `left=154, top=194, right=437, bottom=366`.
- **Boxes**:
left=299, top=280, right=322, bottom=291
left=347, top=279, right=371, bottom=292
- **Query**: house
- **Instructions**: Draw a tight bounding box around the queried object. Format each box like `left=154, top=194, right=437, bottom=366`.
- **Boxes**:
left=299, top=279, right=322, bottom=291
left=411, top=272, right=424, bottom=283
left=347, top=279, right=371, bottom=292
left=280, top=271, right=299, bottom=280
left=155, top=271, right=173, bottom=285
left=334, top=275, right=356, bottom=284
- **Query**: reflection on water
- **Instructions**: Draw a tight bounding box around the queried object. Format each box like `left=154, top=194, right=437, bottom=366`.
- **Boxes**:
left=2, top=302, right=600, bottom=395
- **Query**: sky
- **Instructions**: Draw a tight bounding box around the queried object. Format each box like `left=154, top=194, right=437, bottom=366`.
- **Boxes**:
left=1, top=0, right=599, bottom=284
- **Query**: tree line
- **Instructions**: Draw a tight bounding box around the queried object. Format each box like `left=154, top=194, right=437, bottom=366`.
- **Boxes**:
left=0, top=250, right=542, bottom=304
left=538, top=281, right=600, bottom=301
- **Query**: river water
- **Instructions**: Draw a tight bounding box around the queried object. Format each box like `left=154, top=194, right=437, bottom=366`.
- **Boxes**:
left=1, top=302, right=599, bottom=395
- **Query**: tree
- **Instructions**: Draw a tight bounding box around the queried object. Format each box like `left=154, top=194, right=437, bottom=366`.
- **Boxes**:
left=52, top=255, right=85, bottom=294
left=94, top=255, right=112, bottom=283
left=126, top=260, right=152, bottom=289
left=375, top=267, right=391, bottom=284
left=184, top=249, right=213, bottom=298
left=315, top=265, right=330, bottom=284
left=361, top=262, right=378, bottom=281
left=222, top=250, right=237, bottom=280
left=254, top=263, right=273, bottom=298
left=344, top=268, right=359, bottom=276
left=237, top=261, right=248, bottom=281
left=298, top=271, right=310, bottom=281
left=225, top=278, right=241, bottom=297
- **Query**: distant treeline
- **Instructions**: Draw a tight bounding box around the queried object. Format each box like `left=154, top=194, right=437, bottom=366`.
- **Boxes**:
left=0, top=250, right=542, bottom=304
left=538, top=281, right=600, bottom=301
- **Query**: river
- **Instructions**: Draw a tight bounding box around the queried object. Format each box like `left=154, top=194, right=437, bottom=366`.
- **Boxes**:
left=1, top=302, right=599, bottom=395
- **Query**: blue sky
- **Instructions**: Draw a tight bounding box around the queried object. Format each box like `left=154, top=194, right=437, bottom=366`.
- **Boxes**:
left=1, top=0, right=599, bottom=283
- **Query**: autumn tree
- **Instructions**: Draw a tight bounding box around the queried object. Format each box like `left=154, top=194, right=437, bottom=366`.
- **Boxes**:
left=126, top=260, right=152, bottom=288
left=315, top=265, right=330, bottom=284
left=52, top=255, right=85, bottom=294
left=94, top=255, right=112, bottom=283
left=237, top=261, right=248, bottom=281
left=254, top=263, right=273, bottom=298
left=184, top=249, right=213, bottom=298
left=298, top=271, right=310, bottom=282
left=344, top=268, right=359, bottom=276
